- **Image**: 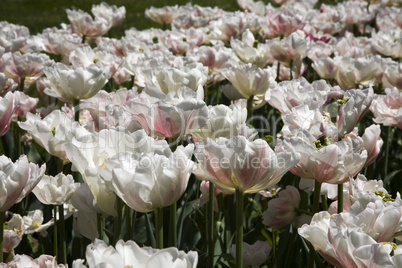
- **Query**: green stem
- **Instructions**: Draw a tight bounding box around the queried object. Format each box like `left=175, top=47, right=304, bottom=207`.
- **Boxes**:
left=97, top=213, right=102, bottom=240
left=59, top=204, right=66, bottom=264
left=74, top=99, right=80, bottom=123
left=19, top=77, right=25, bottom=92
left=208, top=182, right=215, bottom=268
left=247, top=95, right=254, bottom=121
left=0, top=211, right=4, bottom=262
left=125, top=205, right=132, bottom=241
left=113, top=198, right=123, bottom=244
left=384, top=126, right=395, bottom=180
left=155, top=208, right=163, bottom=249
left=321, top=195, right=328, bottom=211
left=12, top=122, right=21, bottom=160
left=289, top=59, right=293, bottom=80
left=337, top=184, right=343, bottom=213
left=313, top=181, right=322, bottom=213
left=0, top=134, right=12, bottom=160
left=276, top=62, right=281, bottom=82
left=145, top=212, right=156, bottom=248
left=235, top=188, right=244, bottom=268
left=294, top=207, right=314, bottom=216
left=169, top=202, right=177, bottom=247
left=271, top=229, right=276, bottom=267
left=53, top=205, right=58, bottom=261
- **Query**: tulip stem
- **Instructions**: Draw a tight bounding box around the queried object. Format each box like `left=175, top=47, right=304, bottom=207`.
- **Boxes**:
left=247, top=95, right=253, bottom=121
left=113, top=197, right=123, bottom=244
left=276, top=62, right=281, bottom=82
left=125, top=205, right=132, bottom=240
left=208, top=182, right=215, bottom=268
left=235, top=188, right=244, bottom=268
left=155, top=208, right=163, bottom=249
left=59, top=204, right=67, bottom=264
left=169, top=202, right=177, bottom=247
left=0, top=211, right=4, bottom=262
left=384, top=126, right=395, bottom=180
left=19, top=77, right=25, bottom=92
left=74, top=99, right=80, bottom=123
left=53, top=205, right=58, bottom=261
left=313, top=181, right=322, bottom=213
left=97, top=213, right=102, bottom=240
left=337, top=184, right=343, bottom=213
left=289, top=59, right=293, bottom=80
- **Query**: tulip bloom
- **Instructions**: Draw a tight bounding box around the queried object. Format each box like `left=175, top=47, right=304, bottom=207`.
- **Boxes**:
left=32, top=173, right=80, bottom=205
left=195, top=136, right=300, bottom=194
left=44, top=62, right=110, bottom=102
left=82, top=239, right=198, bottom=268
left=230, top=241, right=271, bottom=267
left=262, top=186, right=301, bottom=229
left=276, top=130, right=367, bottom=184
left=220, top=63, right=276, bottom=100
left=0, top=91, right=14, bottom=136
left=370, top=87, right=402, bottom=129
left=106, top=144, right=194, bottom=213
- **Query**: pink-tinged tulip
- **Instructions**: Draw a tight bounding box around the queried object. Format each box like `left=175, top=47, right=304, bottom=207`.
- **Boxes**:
left=276, top=130, right=367, bottom=184
left=66, top=128, right=170, bottom=216
left=0, top=73, right=17, bottom=96
left=145, top=5, right=180, bottom=25
left=85, top=239, right=198, bottom=268
left=326, top=174, right=392, bottom=213
left=3, top=214, right=24, bottom=253
left=298, top=211, right=341, bottom=267
left=124, top=86, right=208, bottom=139
left=187, top=45, right=240, bottom=84
left=266, top=9, right=305, bottom=37
left=0, top=155, right=29, bottom=212
left=265, top=78, right=330, bottom=115
left=312, top=57, right=337, bottom=80
left=207, top=12, right=249, bottom=42
left=91, top=2, right=126, bottom=28
left=265, top=30, right=308, bottom=71
left=336, top=87, right=374, bottom=137
left=2, top=52, right=54, bottom=87
left=383, top=63, right=402, bottom=90
left=230, top=241, right=272, bottom=267
left=107, top=144, right=194, bottom=213
left=370, top=87, right=402, bottom=129
left=195, top=136, right=300, bottom=194
left=165, top=28, right=205, bottom=55
left=12, top=91, right=38, bottom=118
left=197, top=181, right=221, bottom=211
left=80, top=88, right=138, bottom=131
left=1, top=254, right=67, bottom=267
left=0, top=91, right=14, bottom=136
left=40, top=27, right=81, bottom=57
left=66, top=9, right=111, bottom=42
left=361, top=125, right=383, bottom=167
left=341, top=1, right=374, bottom=26
left=0, top=22, right=29, bottom=52
left=262, top=186, right=301, bottom=229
